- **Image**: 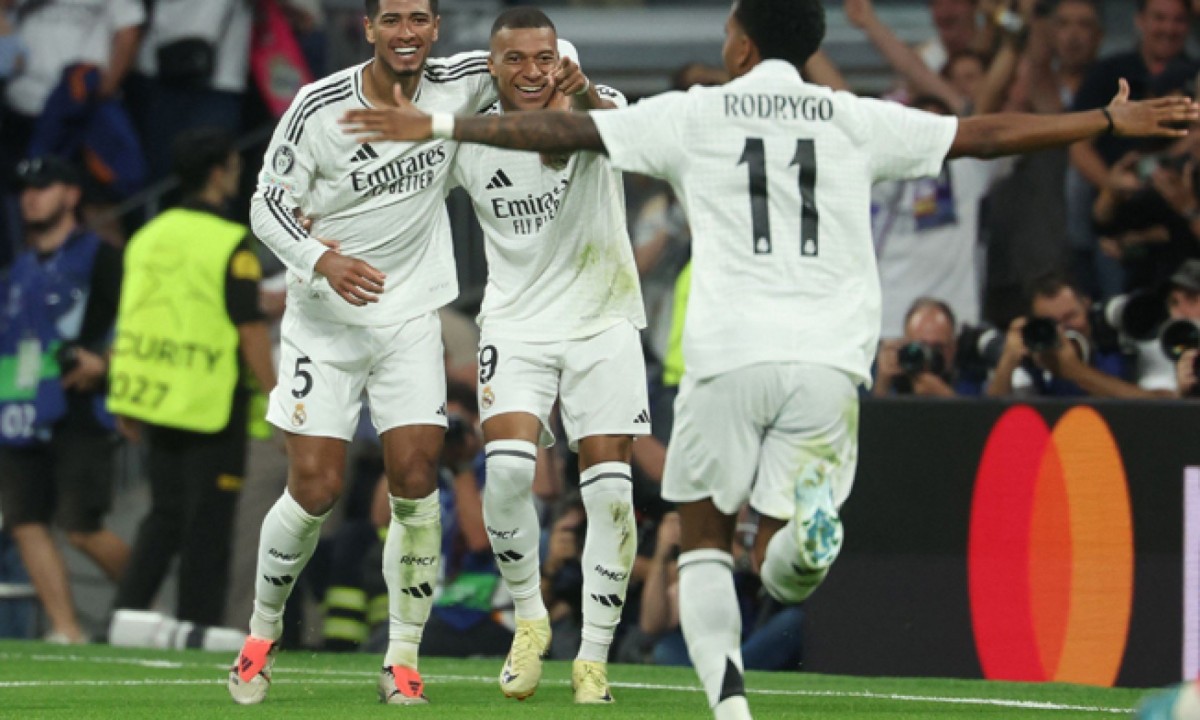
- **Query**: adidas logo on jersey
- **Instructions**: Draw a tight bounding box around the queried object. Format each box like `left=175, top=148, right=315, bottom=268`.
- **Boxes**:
left=485, top=168, right=513, bottom=190
left=351, top=143, right=379, bottom=162
left=633, top=410, right=650, bottom=424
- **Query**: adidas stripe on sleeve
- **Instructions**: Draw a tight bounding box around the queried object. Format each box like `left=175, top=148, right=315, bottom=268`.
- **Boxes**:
left=249, top=77, right=351, bottom=281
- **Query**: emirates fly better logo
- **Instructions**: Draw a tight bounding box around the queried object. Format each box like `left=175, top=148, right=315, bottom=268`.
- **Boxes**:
left=968, top=406, right=1133, bottom=687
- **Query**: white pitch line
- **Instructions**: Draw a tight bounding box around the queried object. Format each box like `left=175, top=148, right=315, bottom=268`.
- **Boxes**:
left=0, top=651, right=1136, bottom=714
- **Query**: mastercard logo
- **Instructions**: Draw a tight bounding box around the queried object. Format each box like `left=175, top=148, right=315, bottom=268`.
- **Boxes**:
left=968, top=405, right=1133, bottom=686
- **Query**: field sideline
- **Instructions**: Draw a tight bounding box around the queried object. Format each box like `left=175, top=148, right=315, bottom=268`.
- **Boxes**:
left=0, top=641, right=1163, bottom=718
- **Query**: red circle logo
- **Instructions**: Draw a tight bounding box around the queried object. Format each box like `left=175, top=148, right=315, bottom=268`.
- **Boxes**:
left=969, top=405, right=1133, bottom=686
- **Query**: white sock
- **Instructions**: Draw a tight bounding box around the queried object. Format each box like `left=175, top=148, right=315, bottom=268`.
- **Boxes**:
left=250, top=491, right=326, bottom=640
left=383, top=491, right=441, bottom=669
left=679, top=549, right=747, bottom=712
left=482, top=440, right=546, bottom=621
left=578, top=462, right=635, bottom=663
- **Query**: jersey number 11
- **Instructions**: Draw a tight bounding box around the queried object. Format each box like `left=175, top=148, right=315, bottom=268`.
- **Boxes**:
left=738, top=137, right=819, bottom=257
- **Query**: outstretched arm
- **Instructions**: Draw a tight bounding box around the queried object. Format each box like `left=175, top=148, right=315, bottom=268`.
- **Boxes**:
left=950, top=79, right=1197, bottom=158
left=342, top=82, right=606, bottom=154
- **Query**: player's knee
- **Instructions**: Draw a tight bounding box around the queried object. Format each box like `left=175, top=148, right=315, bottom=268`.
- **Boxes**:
left=288, top=455, right=343, bottom=514
left=484, top=447, right=536, bottom=498
left=384, top=451, right=439, bottom=497
left=579, top=472, right=634, bottom=531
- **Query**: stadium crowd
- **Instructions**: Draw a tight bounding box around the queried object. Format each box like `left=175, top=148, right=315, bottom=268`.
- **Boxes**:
left=0, top=0, right=1199, bottom=700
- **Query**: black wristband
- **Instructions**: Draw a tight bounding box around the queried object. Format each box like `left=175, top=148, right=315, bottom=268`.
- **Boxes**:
left=1100, top=106, right=1115, bottom=136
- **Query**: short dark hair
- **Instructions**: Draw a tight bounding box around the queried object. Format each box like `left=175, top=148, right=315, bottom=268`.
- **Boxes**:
left=172, top=128, right=235, bottom=197
left=1026, top=271, right=1082, bottom=310
left=732, top=0, right=825, bottom=69
left=490, top=6, right=555, bottom=37
left=366, top=0, right=438, bottom=20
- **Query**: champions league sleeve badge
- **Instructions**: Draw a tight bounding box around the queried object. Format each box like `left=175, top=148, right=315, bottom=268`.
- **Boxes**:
left=272, top=145, right=296, bottom=176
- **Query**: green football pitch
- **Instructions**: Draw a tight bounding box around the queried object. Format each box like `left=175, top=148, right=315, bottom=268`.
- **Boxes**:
left=0, top=640, right=1163, bottom=718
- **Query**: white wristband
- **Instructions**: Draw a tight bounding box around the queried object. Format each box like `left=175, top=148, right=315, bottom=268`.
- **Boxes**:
left=430, top=112, right=455, bottom=140
left=574, top=77, right=591, bottom=97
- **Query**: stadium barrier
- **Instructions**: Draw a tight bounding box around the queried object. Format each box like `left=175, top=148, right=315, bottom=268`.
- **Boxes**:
left=802, top=398, right=1199, bottom=688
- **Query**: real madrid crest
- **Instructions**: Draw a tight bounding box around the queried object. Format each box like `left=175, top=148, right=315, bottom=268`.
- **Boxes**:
left=273, top=145, right=296, bottom=175
left=292, top=402, right=307, bottom=426
left=481, top=385, right=495, bottom=410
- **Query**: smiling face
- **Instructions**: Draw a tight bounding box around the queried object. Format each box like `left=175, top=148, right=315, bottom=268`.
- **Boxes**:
left=1136, top=0, right=1189, bottom=67
left=489, top=26, right=559, bottom=112
left=364, top=0, right=439, bottom=79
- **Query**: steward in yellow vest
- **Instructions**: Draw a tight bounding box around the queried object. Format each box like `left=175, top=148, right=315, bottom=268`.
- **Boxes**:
left=108, top=208, right=245, bottom=431
left=107, top=129, right=277, bottom=629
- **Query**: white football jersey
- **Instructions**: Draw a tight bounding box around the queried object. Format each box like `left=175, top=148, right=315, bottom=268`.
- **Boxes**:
left=591, top=60, right=957, bottom=384
left=250, top=54, right=495, bottom=327
left=451, top=88, right=645, bottom=341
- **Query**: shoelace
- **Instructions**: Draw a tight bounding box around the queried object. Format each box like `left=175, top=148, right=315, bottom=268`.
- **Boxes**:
left=509, top=625, right=543, bottom=668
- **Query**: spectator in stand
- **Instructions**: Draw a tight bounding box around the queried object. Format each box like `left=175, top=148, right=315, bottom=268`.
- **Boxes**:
left=871, top=95, right=1011, bottom=338
left=0, top=156, right=128, bottom=644
left=1165, top=260, right=1200, bottom=397
left=1093, top=81, right=1200, bottom=294
left=845, top=0, right=1018, bottom=117
left=917, top=0, right=984, bottom=73
left=874, top=297, right=983, bottom=397
left=109, top=128, right=276, bottom=627
left=1, top=0, right=143, bottom=260
left=982, top=0, right=1104, bottom=323
left=987, top=272, right=1160, bottom=398
left=1069, top=0, right=1194, bottom=299
left=128, top=0, right=253, bottom=180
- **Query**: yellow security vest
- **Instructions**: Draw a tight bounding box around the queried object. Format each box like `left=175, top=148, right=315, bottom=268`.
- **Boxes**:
left=108, top=208, right=245, bottom=432
left=662, top=262, right=691, bottom=388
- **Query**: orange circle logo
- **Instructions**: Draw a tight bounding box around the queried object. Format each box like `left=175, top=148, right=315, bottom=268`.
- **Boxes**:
left=968, top=405, right=1133, bottom=686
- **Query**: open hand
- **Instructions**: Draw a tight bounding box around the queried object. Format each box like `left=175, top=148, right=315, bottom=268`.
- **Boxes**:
left=1107, top=78, right=1200, bottom=138
left=340, top=84, right=433, bottom=143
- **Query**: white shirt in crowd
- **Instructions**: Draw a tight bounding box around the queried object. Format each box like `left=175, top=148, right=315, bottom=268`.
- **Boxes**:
left=590, top=59, right=957, bottom=385
left=6, top=0, right=145, bottom=115
left=872, top=155, right=1011, bottom=338
left=136, top=0, right=253, bottom=94
left=451, top=88, right=645, bottom=342
left=250, top=55, right=495, bottom=327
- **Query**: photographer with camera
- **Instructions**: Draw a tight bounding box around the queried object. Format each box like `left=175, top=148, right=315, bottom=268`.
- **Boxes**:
left=988, top=272, right=1158, bottom=398
left=1162, top=259, right=1200, bottom=396
left=0, top=156, right=129, bottom=643
left=1092, top=62, right=1200, bottom=295
left=874, top=297, right=983, bottom=397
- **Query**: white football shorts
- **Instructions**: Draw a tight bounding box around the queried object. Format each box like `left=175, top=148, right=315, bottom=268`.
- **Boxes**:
left=476, top=320, right=650, bottom=450
left=662, top=362, right=859, bottom=520
left=267, top=310, right=448, bottom=441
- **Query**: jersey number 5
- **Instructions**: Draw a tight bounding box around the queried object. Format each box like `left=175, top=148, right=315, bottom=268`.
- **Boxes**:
left=738, top=137, right=818, bottom=257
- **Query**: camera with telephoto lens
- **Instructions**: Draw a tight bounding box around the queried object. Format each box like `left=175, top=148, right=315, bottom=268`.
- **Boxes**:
left=1021, top=319, right=1091, bottom=365
left=896, top=341, right=946, bottom=377
left=1159, top=319, right=1200, bottom=391
left=957, top=325, right=1005, bottom=373
left=1090, top=290, right=1168, bottom=350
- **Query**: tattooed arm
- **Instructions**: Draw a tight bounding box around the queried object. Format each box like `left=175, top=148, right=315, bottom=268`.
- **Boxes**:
left=453, top=111, right=607, bottom=154
left=340, top=83, right=608, bottom=154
